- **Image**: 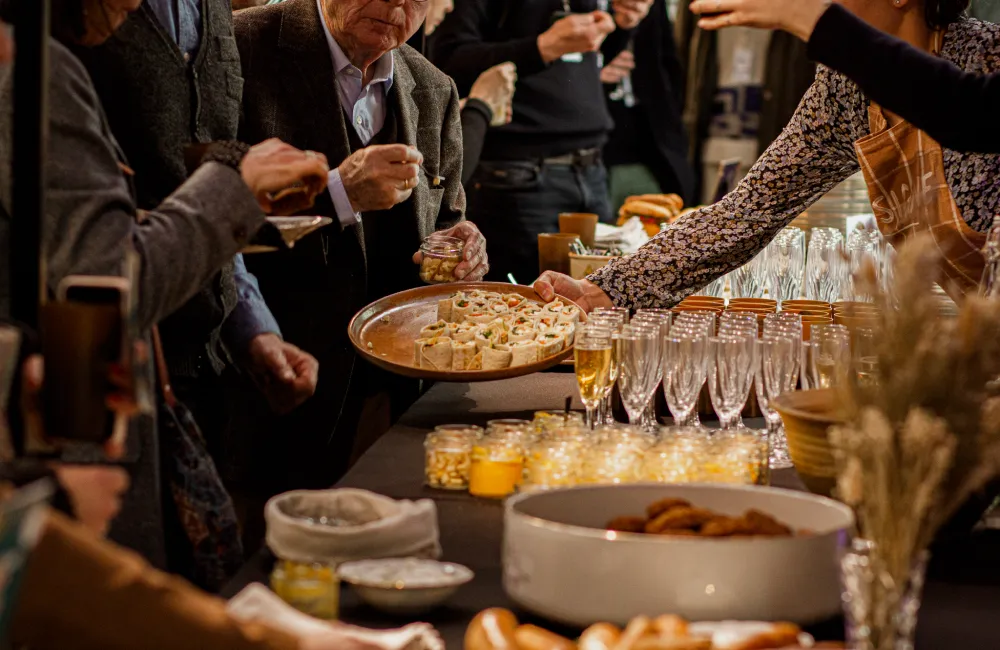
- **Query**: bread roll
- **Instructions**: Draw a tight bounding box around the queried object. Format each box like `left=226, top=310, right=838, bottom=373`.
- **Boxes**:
left=514, top=625, right=575, bottom=650
left=614, top=616, right=652, bottom=650
left=464, top=609, right=519, bottom=650
left=580, top=623, right=622, bottom=650
left=626, top=193, right=683, bottom=212
left=621, top=200, right=673, bottom=220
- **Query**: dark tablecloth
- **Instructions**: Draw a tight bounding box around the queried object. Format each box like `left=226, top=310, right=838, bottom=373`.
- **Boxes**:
left=224, top=374, right=1000, bottom=649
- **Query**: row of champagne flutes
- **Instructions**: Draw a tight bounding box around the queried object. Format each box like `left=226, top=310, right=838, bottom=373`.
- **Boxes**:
left=575, top=307, right=858, bottom=471
left=701, top=226, right=892, bottom=303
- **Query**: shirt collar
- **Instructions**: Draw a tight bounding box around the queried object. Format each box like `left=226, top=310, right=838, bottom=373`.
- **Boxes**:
left=316, top=0, right=394, bottom=90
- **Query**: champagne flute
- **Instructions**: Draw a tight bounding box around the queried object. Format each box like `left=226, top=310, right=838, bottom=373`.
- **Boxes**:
left=662, top=334, right=707, bottom=427
left=617, top=326, right=662, bottom=426
left=755, top=335, right=800, bottom=470
left=589, top=313, right=626, bottom=425
left=706, top=336, right=755, bottom=430
left=575, top=326, right=613, bottom=430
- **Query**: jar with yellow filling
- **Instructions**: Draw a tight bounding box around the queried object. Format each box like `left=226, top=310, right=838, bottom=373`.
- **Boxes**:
left=522, top=438, right=583, bottom=491
left=468, top=431, right=525, bottom=499
left=270, top=559, right=339, bottom=620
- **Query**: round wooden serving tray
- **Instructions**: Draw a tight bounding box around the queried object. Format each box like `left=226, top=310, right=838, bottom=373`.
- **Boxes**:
left=349, top=282, right=583, bottom=382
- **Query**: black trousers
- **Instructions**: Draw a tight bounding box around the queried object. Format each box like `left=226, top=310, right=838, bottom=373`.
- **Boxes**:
left=466, top=160, right=613, bottom=283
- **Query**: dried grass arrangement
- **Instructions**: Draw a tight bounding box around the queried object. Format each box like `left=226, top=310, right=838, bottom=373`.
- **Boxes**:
left=829, top=235, right=1000, bottom=649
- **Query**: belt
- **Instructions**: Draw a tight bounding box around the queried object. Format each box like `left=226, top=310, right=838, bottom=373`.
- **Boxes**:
left=542, top=148, right=602, bottom=167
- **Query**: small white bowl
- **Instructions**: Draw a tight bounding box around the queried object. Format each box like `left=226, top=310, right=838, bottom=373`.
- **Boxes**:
left=338, top=558, right=474, bottom=615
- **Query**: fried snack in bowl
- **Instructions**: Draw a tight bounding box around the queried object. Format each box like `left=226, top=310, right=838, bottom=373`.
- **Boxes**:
left=503, top=484, right=853, bottom=625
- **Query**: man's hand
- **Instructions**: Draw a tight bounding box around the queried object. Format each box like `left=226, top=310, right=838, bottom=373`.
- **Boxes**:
left=613, top=0, right=655, bottom=29
left=413, top=221, right=489, bottom=281
left=339, top=144, right=423, bottom=213
left=247, top=334, right=319, bottom=415
left=600, top=49, right=635, bottom=85
left=533, top=272, right=615, bottom=313
left=240, top=138, right=330, bottom=215
left=469, top=62, right=517, bottom=127
left=53, top=465, right=130, bottom=537
left=537, top=11, right=615, bottom=64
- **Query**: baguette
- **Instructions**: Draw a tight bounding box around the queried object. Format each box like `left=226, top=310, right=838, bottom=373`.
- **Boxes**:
left=620, top=200, right=674, bottom=221
left=626, top=193, right=684, bottom=212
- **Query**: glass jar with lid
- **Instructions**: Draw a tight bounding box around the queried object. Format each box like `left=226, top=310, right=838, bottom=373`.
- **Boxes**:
left=701, top=430, right=767, bottom=486
left=270, top=559, right=339, bottom=620
left=419, top=235, right=464, bottom=284
left=522, top=438, right=583, bottom=491
left=424, top=427, right=478, bottom=491
left=468, top=430, right=525, bottom=499
left=595, top=424, right=656, bottom=451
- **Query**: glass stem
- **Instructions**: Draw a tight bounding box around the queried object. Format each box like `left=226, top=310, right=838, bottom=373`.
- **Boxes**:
left=585, top=406, right=599, bottom=430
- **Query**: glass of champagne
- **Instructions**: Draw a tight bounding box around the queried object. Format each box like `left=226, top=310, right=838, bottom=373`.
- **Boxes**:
left=589, top=313, right=627, bottom=425
left=575, top=326, right=613, bottom=430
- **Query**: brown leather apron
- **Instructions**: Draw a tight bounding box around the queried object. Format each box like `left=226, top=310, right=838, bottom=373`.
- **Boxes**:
left=853, top=33, right=986, bottom=301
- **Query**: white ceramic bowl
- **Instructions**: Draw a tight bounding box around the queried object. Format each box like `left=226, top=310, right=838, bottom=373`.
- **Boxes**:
left=338, top=558, right=474, bottom=615
left=503, top=484, right=853, bottom=627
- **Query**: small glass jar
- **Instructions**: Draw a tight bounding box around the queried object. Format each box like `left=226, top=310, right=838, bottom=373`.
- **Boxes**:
left=533, top=411, right=586, bottom=436
left=581, top=442, right=643, bottom=485
left=469, top=431, right=525, bottom=499
left=640, top=427, right=712, bottom=483
left=419, top=235, right=464, bottom=284
left=704, top=431, right=767, bottom=485
left=433, top=423, right=485, bottom=440
left=522, top=439, right=583, bottom=491
left=595, top=424, right=656, bottom=451
left=424, top=429, right=476, bottom=490
left=486, top=418, right=536, bottom=447
left=270, top=559, right=340, bottom=620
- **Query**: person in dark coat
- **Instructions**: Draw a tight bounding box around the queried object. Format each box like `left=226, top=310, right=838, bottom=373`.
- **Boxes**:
left=600, top=0, right=695, bottom=208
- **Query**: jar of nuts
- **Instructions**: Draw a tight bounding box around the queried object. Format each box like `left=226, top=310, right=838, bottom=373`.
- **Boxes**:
left=424, top=429, right=476, bottom=490
left=522, top=438, right=583, bottom=492
left=419, top=235, right=464, bottom=284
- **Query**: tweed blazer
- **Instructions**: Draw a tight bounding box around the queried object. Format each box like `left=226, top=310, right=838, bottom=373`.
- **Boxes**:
left=231, top=0, right=465, bottom=489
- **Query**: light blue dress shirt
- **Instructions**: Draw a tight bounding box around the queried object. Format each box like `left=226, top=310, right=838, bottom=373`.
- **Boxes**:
left=146, top=0, right=202, bottom=58
left=315, top=0, right=395, bottom=228
left=148, top=0, right=282, bottom=350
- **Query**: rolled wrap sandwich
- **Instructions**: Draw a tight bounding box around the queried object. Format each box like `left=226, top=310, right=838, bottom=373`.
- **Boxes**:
left=509, top=340, right=541, bottom=367
left=453, top=340, right=478, bottom=370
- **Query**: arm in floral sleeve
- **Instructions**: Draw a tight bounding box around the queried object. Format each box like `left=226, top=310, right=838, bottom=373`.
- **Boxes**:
left=588, top=65, right=862, bottom=310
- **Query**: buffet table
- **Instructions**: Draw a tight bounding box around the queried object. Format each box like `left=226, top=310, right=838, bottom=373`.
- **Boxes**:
left=224, top=373, right=1000, bottom=649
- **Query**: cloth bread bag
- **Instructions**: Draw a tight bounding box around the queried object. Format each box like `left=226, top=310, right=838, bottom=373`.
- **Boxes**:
left=265, top=489, right=441, bottom=565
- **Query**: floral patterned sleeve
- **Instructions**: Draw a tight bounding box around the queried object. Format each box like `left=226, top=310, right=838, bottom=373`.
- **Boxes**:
left=589, top=65, right=864, bottom=310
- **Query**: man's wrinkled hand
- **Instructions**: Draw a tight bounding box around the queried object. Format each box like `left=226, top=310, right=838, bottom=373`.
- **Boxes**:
left=247, top=333, right=319, bottom=415
left=412, top=221, right=489, bottom=281
left=340, top=144, right=423, bottom=213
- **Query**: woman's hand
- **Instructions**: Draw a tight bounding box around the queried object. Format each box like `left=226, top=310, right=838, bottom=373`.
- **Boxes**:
left=533, top=272, right=615, bottom=313
left=689, top=0, right=830, bottom=41
left=240, top=139, right=330, bottom=215
left=469, top=63, right=517, bottom=127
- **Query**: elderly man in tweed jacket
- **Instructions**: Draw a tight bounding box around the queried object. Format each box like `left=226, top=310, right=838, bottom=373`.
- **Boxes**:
left=232, top=0, right=487, bottom=536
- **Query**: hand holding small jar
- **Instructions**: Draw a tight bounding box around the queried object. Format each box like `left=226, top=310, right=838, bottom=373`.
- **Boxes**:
left=413, top=221, right=489, bottom=282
